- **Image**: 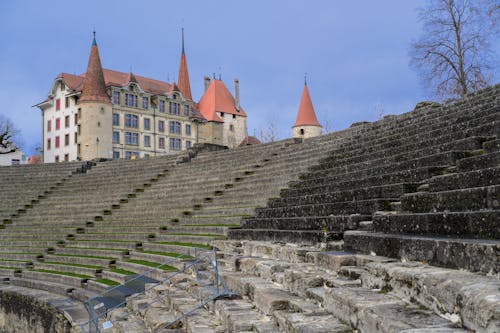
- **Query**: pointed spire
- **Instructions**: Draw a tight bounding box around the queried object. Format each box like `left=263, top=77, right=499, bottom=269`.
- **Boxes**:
left=293, top=80, right=320, bottom=127
left=79, top=32, right=110, bottom=104
left=128, top=71, right=137, bottom=83
left=177, top=28, right=193, bottom=101
left=181, top=27, right=185, bottom=55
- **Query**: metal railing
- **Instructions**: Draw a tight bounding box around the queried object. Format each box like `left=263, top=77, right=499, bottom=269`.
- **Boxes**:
left=80, top=248, right=232, bottom=333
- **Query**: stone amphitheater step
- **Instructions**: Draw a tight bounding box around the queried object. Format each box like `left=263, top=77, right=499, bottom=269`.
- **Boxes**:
left=255, top=198, right=399, bottom=218
left=428, top=166, right=500, bottom=191
left=301, top=150, right=472, bottom=183
left=401, top=184, right=500, bottom=212
left=240, top=214, right=371, bottom=231
left=372, top=210, right=500, bottom=239
left=271, top=182, right=420, bottom=208
left=291, top=166, right=445, bottom=192
left=228, top=229, right=337, bottom=244
left=343, top=230, right=500, bottom=274
left=483, top=138, right=500, bottom=152
left=457, top=151, right=500, bottom=171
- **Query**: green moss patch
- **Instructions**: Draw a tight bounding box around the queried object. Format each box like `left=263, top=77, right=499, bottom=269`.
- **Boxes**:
left=33, top=269, right=92, bottom=279
left=125, top=259, right=176, bottom=271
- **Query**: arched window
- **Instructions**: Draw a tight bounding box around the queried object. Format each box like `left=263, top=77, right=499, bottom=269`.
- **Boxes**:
left=300, top=128, right=305, bottom=135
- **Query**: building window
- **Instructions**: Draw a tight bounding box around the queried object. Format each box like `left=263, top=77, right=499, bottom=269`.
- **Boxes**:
left=64, top=134, right=69, bottom=146
left=186, top=140, right=191, bottom=149
left=144, top=153, right=150, bottom=158
left=47, top=120, right=51, bottom=132
left=112, top=113, right=119, bottom=126
left=55, top=136, right=60, bottom=148
left=144, top=135, right=151, bottom=147
left=158, top=120, right=165, bottom=132
left=169, top=138, right=181, bottom=151
left=74, top=114, right=78, bottom=125
left=55, top=155, right=59, bottom=162
left=125, top=132, right=139, bottom=145
left=55, top=118, right=60, bottom=130
left=233, top=114, right=236, bottom=119
left=47, top=138, right=51, bottom=150
left=220, top=112, right=224, bottom=117
left=74, top=132, right=78, bottom=144
left=142, top=97, right=148, bottom=109
left=65, top=97, right=70, bottom=108
left=113, top=151, right=120, bottom=159
left=185, top=124, right=191, bottom=136
left=229, top=124, right=234, bottom=131
left=64, top=154, right=69, bottom=162
left=169, top=102, right=180, bottom=115
left=300, top=128, right=304, bottom=135
left=125, top=151, right=139, bottom=160
left=113, top=91, right=120, bottom=105
left=125, top=93, right=137, bottom=107
left=56, top=98, right=61, bottom=111
left=65, top=116, right=70, bottom=128
left=159, top=137, right=165, bottom=149
left=113, top=131, right=120, bottom=144
left=159, top=100, right=165, bottom=112
left=169, top=121, right=181, bottom=134
left=144, top=118, right=150, bottom=130
left=125, top=114, right=138, bottom=128
left=184, top=105, right=189, bottom=116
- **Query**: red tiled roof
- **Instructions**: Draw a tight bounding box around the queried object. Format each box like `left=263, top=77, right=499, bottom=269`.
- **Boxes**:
left=239, top=135, right=261, bottom=146
left=79, top=40, right=110, bottom=104
left=196, top=79, right=247, bottom=123
left=178, top=53, right=192, bottom=101
left=293, top=84, right=320, bottom=127
left=58, top=69, right=173, bottom=96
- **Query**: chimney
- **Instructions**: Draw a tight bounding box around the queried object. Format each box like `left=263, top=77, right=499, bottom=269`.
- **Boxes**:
left=204, top=76, right=211, bottom=92
left=234, top=78, right=240, bottom=110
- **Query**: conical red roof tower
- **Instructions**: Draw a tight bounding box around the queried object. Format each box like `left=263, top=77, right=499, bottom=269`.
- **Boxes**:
left=293, top=81, right=320, bottom=127
left=177, top=28, right=193, bottom=101
left=79, top=33, right=110, bottom=104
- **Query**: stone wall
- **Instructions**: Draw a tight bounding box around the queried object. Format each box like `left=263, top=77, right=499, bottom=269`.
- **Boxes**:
left=0, top=290, right=72, bottom=333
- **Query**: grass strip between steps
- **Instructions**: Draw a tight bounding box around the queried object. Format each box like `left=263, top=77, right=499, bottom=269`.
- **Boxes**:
left=52, top=254, right=115, bottom=260
left=180, top=224, right=240, bottom=227
left=43, top=261, right=102, bottom=269
left=138, top=250, right=192, bottom=260
left=125, top=259, right=176, bottom=271
left=109, top=268, right=136, bottom=275
left=33, top=269, right=93, bottom=279
left=153, top=241, right=213, bottom=249
left=0, top=266, right=18, bottom=270
left=96, top=278, right=120, bottom=286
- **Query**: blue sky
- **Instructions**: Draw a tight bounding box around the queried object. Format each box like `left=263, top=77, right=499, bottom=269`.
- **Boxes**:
left=0, top=1, right=498, bottom=154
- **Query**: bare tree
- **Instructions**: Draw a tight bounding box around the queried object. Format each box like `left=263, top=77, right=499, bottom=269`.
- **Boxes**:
left=259, top=122, right=279, bottom=143
left=410, top=0, right=499, bottom=99
left=0, top=115, right=21, bottom=154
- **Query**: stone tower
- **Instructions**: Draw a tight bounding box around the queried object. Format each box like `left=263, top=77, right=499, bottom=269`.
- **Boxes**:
left=292, top=79, right=322, bottom=139
left=77, top=33, right=113, bottom=161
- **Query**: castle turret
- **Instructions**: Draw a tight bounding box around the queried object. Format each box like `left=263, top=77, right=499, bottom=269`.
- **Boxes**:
left=292, top=78, right=322, bottom=139
left=77, top=32, right=113, bottom=161
left=177, top=28, right=193, bottom=101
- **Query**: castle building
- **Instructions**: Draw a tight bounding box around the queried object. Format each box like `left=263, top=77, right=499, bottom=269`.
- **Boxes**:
left=292, top=79, right=322, bottom=139
left=36, top=32, right=247, bottom=163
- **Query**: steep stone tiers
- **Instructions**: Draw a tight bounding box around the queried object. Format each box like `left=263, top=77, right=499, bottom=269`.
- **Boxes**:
left=0, top=161, right=86, bottom=221
left=229, top=85, right=500, bottom=260
left=0, top=154, right=182, bottom=310
left=345, top=128, right=500, bottom=274
left=87, top=133, right=340, bottom=271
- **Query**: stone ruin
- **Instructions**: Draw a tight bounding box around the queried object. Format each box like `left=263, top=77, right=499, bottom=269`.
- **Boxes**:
left=0, top=84, right=498, bottom=332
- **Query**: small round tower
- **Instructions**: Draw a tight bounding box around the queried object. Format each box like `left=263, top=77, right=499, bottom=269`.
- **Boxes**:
left=292, top=77, right=322, bottom=139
